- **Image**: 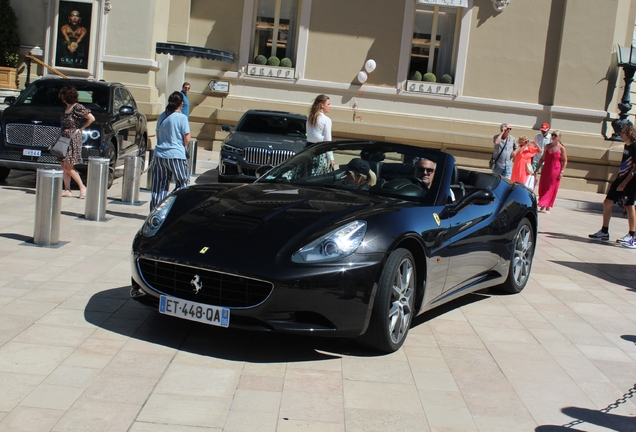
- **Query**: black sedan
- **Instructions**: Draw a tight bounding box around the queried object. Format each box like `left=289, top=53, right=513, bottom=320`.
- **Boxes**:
left=219, top=109, right=307, bottom=183
left=0, top=77, right=148, bottom=187
left=131, top=140, right=537, bottom=352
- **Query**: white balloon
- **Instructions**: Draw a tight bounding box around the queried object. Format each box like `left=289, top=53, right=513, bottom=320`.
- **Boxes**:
left=357, top=71, right=368, bottom=84
left=365, top=59, right=376, bottom=73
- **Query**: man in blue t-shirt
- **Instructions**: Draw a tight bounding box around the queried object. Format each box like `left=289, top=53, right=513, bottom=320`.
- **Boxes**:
left=180, top=82, right=190, bottom=118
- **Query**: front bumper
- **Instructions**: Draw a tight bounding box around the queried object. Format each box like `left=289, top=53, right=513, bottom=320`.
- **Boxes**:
left=130, top=251, right=384, bottom=338
left=218, top=156, right=257, bottom=182
left=0, top=146, right=101, bottom=172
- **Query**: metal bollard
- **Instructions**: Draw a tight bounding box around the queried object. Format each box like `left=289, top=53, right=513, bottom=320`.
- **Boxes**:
left=33, top=168, right=63, bottom=246
left=85, top=157, right=110, bottom=221
left=121, top=156, right=142, bottom=203
left=187, top=139, right=197, bottom=175
left=145, top=149, right=154, bottom=191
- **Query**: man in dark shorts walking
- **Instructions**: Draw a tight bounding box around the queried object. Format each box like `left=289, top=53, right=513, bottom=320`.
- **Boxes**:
left=589, top=125, right=636, bottom=247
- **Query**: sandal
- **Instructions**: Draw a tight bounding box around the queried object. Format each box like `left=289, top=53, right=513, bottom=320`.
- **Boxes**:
left=61, top=190, right=73, bottom=198
left=78, top=187, right=86, bottom=200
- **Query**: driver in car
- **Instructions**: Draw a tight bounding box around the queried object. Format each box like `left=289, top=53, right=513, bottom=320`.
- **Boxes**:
left=413, top=157, right=436, bottom=191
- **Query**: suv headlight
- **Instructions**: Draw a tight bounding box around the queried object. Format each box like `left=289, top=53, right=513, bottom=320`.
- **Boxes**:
left=142, top=195, right=176, bottom=237
left=222, top=143, right=243, bottom=155
left=81, top=129, right=101, bottom=144
left=292, top=221, right=367, bottom=263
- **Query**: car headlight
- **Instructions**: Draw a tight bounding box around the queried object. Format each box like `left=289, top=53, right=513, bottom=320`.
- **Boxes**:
left=222, top=143, right=243, bottom=155
left=292, top=221, right=367, bottom=263
left=141, top=195, right=176, bottom=237
left=81, top=129, right=101, bottom=143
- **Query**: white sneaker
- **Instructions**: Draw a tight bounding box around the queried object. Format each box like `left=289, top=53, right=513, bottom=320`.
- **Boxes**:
left=617, top=234, right=633, bottom=244
left=622, top=237, right=636, bottom=248
left=588, top=230, right=610, bottom=241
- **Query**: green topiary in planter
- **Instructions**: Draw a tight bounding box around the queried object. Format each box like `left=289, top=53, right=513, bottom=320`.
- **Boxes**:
left=409, top=71, right=422, bottom=81
left=440, top=74, right=453, bottom=84
left=0, top=0, right=20, bottom=68
left=423, top=72, right=436, bottom=82
left=280, top=57, right=293, bottom=68
left=254, top=55, right=267, bottom=65
left=267, top=56, right=280, bottom=66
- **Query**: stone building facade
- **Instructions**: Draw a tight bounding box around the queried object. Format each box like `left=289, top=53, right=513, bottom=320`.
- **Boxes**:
left=11, top=0, right=636, bottom=192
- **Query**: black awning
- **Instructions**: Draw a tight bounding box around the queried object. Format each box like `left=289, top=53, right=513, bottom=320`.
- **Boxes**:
left=156, top=43, right=234, bottom=63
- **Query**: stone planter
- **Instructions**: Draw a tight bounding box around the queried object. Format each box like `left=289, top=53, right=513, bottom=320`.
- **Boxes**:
left=406, top=80, right=454, bottom=97
left=247, top=64, right=295, bottom=80
left=0, top=66, right=17, bottom=89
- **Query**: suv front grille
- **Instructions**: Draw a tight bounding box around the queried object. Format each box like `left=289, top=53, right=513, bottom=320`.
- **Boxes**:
left=137, top=258, right=273, bottom=308
left=6, top=124, right=61, bottom=148
left=244, top=147, right=295, bottom=166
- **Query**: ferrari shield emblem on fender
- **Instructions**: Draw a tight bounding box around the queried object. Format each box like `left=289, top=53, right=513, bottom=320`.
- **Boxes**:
left=199, top=247, right=209, bottom=254
left=433, top=213, right=441, bottom=226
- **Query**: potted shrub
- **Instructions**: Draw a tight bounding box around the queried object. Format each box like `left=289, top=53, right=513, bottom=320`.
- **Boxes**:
left=280, top=57, right=292, bottom=68
left=423, top=72, right=436, bottom=82
left=266, top=56, right=280, bottom=66
left=440, top=74, right=453, bottom=84
left=409, top=71, right=422, bottom=81
left=0, top=0, right=20, bottom=89
left=254, top=55, right=267, bottom=65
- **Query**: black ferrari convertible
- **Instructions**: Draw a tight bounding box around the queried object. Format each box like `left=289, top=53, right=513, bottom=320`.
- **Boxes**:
left=131, top=140, right=537, bottom=352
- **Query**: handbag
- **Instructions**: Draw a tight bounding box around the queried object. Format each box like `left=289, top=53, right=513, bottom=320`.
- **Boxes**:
left=50, top=130, right=78, bottom=159
left=525, top=162, right=535, bottom=175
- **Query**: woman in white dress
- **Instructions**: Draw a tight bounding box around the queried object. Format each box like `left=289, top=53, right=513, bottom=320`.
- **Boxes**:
left=307, top=94, right=335, bottom=175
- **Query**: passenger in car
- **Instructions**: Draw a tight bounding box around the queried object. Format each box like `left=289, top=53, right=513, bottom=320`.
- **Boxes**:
left=345, top=158, right=377, bottom=190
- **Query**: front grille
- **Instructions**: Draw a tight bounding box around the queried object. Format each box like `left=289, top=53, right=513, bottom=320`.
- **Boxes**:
left=244, top=147, right=295, bottom=166
left=6, top=124, right=61, bottom=148
left=138, top=258, right=273, bottom=308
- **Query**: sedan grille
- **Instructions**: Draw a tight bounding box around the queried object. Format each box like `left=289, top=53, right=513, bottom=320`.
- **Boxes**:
left=244, top=147, right=295, bottom=166
left=6, top=124, right=61, bottom=148
left=137, top=258, right=273, bottom=308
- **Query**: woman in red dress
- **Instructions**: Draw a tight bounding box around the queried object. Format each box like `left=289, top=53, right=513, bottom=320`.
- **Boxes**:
left=510, top=135, right=541, bottom=188
left=537, top=130, right=568, bottom=213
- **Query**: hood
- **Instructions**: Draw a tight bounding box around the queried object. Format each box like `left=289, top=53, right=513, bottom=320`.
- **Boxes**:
left=139, top=183, right=394, bottom=266
left=2, top=105, right=111, bottom=127
left=225, top=131, right=307, bottom=151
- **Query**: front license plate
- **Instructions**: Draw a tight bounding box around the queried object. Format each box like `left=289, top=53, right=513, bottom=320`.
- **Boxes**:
left=23, top=149, right=41, bottom=157
left=159, top=295, right=230, bottom=328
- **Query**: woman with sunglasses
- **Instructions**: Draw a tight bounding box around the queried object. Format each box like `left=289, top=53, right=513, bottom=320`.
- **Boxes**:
left=536, top=130, right=568, bottom=213
left=510, top=135, right=541, bottom=189
left=344, top=158, right=377, bottom=190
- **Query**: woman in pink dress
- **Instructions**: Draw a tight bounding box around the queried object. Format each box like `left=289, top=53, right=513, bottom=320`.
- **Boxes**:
left=510, top=136, right=541, bottom=187
left=537, top=130, right=568, bottom=213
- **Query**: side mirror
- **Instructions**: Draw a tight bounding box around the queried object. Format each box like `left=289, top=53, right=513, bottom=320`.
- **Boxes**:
left=3, top=96, right=16, bottom=105
left=221, top=125, right=231, bottom=132
left=119, top=106, right=134, bottom=116
left=448, top=189, right=495, bottom=215
left=255, top=164, right=274, bottom=179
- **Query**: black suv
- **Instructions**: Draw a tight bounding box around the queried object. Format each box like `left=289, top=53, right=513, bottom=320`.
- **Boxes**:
left=0, top=77, right=148, bottom=187
left=219, top=109, right=307, bottom=182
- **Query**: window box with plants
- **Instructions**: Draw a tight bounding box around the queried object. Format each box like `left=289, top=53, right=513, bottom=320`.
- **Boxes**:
left=0, top=0, right=20, bottom=90
left=406, top=72, right=454, bottom=97
left=247, top=55, right=295, bottom=80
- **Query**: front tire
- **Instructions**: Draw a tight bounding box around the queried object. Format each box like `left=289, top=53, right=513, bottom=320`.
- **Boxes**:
left=359, top=248, right=416, bottom=353
left=499, top=217, right=534, bottom=294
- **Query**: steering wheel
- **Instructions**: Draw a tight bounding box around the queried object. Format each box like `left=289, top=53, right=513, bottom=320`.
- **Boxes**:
left=405, top=176, right=425, bottom=187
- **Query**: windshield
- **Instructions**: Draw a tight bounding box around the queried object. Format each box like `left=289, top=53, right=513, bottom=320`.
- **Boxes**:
left=236, top=113, right=306, bottom=138
left=16, top=82, right=111, bottom=113
left=258, top=141, right=447, bottom=205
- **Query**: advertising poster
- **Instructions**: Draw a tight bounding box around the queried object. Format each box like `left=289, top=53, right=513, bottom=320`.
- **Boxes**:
left=55, top=1, right=92, bottom=69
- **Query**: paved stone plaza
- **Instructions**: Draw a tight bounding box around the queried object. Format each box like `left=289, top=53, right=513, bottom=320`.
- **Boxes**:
left=0, top=150, right=635, bottom=431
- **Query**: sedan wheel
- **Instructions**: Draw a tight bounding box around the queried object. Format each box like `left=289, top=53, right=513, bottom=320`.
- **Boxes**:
left=499, top=217, right=534, bottom=294
left=359, top=248, right=416, bottom=353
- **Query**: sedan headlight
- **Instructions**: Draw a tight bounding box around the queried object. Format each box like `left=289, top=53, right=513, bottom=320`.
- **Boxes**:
left=222, top=143, right=243, bottom=155
left=141, top=195, right=176, bottom=237
left=292, top=221, right=367, bottom=263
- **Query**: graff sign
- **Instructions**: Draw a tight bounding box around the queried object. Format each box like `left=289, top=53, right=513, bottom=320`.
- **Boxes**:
left=248, top=65, right=295, bottom=79
left=406, top=81, right=454, bottom=96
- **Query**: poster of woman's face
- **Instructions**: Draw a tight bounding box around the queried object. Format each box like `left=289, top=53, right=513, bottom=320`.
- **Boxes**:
left=55, top=1, right=92, bottom=69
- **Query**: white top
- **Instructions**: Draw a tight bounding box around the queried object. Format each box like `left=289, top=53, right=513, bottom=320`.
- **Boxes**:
left=307, top=112, right=332, bottom=143
left=306, top=112, right=334, bottom=161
